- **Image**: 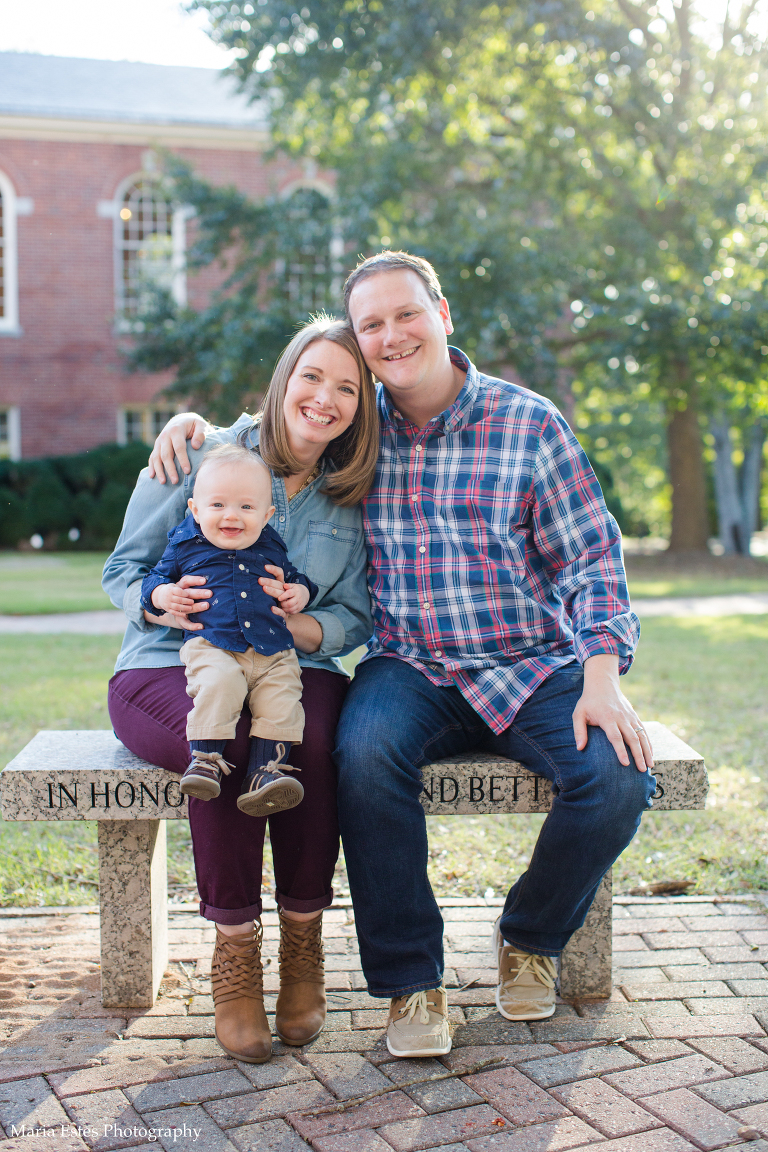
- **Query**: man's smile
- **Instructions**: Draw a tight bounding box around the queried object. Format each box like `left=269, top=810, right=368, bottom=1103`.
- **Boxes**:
left=383, top=346, right=419, bottom=362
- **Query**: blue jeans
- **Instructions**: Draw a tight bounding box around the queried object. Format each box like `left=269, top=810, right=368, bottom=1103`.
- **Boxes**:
left=335, top=657, right=655, bottom=998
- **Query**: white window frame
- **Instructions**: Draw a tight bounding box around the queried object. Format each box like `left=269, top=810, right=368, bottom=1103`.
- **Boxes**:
left=107, top=172, right=189, bottom=326
left=117, top=405, right=180, bottom=446
left=276, top=178, right=343, bottom=309
left=0, top=406, right=21, bottom=459
left=0, top=170, right=20, bottom=334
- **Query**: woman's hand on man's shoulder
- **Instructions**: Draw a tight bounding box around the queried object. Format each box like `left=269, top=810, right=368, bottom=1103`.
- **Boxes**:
left=148, top=413, right=212, bottom=485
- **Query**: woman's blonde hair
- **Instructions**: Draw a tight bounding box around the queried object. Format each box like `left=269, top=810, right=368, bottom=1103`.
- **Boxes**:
left=251, top=314, right=378, bottom=507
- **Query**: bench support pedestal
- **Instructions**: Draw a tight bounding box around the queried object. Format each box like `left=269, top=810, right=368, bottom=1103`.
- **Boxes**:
left=559, top=870, right=612, bottom=1000
left=98, top=820, right=168, bottom=1008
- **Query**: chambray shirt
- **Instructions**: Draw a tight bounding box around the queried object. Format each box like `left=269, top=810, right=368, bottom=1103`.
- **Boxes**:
left=139, top=515, right=318, bottom=655
left=103, top=420, right=373, bottom=676
left=361, top=347, right=640, bottom=734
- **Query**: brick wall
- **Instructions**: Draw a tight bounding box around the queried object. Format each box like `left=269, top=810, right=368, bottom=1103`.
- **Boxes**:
left=0, top=135, right=311, bottom=458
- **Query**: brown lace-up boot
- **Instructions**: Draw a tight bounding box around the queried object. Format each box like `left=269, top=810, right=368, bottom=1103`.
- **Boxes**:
left=274, top=909, right=326, bottom=1045
left=212, top=923, right=272, bottom=1062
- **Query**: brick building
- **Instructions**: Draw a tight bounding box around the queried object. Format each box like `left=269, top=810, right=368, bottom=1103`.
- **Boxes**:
left=0, top=52, right=331, bottom=459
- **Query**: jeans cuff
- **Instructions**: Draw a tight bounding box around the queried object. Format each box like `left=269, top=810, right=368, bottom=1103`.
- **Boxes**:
left=365, top=977, right=445, bottom=999
left=199, top=898, right=263, bottom=924
left=276, top=888, right=334, bottom=915
left=499, top=932, right=562, bottom=959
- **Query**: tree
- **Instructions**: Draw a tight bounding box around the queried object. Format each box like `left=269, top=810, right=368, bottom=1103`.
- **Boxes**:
left=127, top=166, right=337, bottom=422
left=135, top=0, right=768, bottom=546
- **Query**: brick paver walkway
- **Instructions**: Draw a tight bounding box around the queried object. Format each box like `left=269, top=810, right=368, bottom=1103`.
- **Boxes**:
left=2, top=896, right=768, bottom=1150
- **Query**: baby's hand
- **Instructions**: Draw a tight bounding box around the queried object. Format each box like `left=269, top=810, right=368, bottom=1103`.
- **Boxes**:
left=277, top=582, right=311, bottom=615
left=150, top=577, right=209, bottom=630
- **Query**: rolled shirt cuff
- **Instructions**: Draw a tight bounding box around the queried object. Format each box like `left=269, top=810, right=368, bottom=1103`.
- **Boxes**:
left=302, top=609, right=346, bottom=658
left=123, top=579, right=159, bottom=633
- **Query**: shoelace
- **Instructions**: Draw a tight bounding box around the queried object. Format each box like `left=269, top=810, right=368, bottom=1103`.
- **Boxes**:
left=504, top=949, right=557, bottom=990
left=190, top=750, right=234, bottom=776
left=398, top=989, right=445, bottom=1031
left=259, top=742, right=302, bottom=778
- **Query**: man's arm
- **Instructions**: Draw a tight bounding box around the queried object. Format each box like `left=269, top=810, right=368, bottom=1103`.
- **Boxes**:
left=147, top=413, right=214, bottom=485
left=531, top=411, right=652, bottom=772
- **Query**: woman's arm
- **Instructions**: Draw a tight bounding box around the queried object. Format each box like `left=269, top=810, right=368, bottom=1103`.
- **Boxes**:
left=102, top=449, right=211, bottom=630
left=285, top=613, right=324, bottom=654
left=301, top=523, right=373, bottom=660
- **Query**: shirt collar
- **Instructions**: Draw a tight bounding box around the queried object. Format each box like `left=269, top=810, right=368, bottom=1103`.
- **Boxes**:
left=380, top=347, right=480, bottom=435
left=170, top=514, right=202, bottom=543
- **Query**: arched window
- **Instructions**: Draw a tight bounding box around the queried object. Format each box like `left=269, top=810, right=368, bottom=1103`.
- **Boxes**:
left=274, top=186, right=340, bottom=314
left=114, top=177, right=187, bottom=319
left=0, top=169, right=19, bottom=334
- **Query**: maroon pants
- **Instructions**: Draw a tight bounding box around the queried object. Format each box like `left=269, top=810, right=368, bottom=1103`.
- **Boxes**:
left=108, top=665, right=347, bottom=924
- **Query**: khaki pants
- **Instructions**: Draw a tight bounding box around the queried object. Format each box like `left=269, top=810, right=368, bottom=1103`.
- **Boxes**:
left=180, top=637, right=304, bottom=743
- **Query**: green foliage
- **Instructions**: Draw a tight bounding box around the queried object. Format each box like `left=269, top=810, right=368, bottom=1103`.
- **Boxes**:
left=127, top=165, right=338, bottom=423
left=190, top=0, right=768, bottom=406
left=0, top=443, right=148, bottom=551
left=123, top=0, right=768, bottom=534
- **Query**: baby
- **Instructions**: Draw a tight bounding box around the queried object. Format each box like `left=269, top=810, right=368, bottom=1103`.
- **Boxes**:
left=140, top=443, right=317, bottom=818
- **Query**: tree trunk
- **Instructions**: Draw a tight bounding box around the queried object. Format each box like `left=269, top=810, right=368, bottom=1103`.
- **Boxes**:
left=667, top=391, right=709, bottom=552
left=556, top=365, right=576, bottom=430
left=711, top=417, right=765, bottom=554
left=711, top=417, right=743, bottom=554
left=742, top=421, right=766, bottom=539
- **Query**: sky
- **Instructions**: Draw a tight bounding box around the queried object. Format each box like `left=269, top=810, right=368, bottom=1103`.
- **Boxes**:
left=0, top=0, right=236, bottom=69
left=0, top=0, right=762, bottom=70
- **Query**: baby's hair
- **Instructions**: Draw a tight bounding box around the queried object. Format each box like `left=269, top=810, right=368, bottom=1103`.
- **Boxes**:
left=194, top=443, right=271, bottom=490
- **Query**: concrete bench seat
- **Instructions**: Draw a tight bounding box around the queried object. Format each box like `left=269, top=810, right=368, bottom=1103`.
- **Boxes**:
left=1, top=723, right=707, bottom=1008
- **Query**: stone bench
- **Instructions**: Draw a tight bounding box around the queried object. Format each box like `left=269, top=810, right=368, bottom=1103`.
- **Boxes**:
left=1, top=723, right=707, bottom=1008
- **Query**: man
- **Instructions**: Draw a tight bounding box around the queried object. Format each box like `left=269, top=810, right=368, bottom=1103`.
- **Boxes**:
left=151, top=250, right=655, bottom=1060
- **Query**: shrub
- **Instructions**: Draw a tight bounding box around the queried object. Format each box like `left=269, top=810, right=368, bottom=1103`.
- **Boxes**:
left=0, top=443, right=149, bottom=550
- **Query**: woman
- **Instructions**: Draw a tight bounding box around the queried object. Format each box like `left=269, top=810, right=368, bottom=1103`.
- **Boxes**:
left=103, top=316, right=377, bottom=1063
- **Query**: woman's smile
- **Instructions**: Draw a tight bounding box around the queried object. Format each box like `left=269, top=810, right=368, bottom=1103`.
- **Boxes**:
left=300, top=406, right=335, bottom=427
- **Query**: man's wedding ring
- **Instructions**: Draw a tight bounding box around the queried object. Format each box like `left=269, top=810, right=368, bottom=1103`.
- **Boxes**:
left=633, top=726, right=646, bottom=735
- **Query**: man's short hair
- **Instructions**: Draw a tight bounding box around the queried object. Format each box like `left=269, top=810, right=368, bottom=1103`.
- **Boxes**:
left=194, top=443, right=270, bottom=489
left=343, top=251, right=443, bottom=318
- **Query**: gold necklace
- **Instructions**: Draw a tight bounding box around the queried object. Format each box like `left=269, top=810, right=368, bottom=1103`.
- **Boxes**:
left=288, top=461, right=321, bottom=502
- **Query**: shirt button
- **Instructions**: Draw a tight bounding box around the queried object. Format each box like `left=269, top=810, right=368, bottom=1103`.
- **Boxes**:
left=279, top=516, right=285, bottom=522
left=241, top=591, right=247, bottom=598
left=419, top=546, right=426, bottom=553
left=423, top=602, right=430, bottom=610
left=331, top=528, right=337, bottom=535
left=434, top=650, right=442, bottom=658
left=415, top=444, right=423, bottom=452
left=411, top=495, right=418, bottom=501
left=244, top=621, right=251, bottom=628
left=239, top=564, right=245, bottom=570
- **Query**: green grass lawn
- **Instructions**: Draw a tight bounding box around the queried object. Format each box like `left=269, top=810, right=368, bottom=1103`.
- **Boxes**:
left=1, top=617, right=767, bottom=907
left=628, top=575, right=768, bottom=599
left=0, top=552, right=113, bottom=614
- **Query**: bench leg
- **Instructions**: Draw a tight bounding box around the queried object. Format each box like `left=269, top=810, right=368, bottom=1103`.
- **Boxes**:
left=559, top=869, right=612, bottom=1000
left=97, top=820, right=169, bottom=1008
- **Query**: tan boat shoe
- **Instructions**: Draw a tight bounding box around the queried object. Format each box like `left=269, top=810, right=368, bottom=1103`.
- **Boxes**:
left=386, top=987, right=452, bottom=1057
left=493, top=918, right=557, bottom=1021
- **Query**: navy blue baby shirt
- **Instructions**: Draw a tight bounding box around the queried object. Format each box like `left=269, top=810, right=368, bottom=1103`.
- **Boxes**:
left=140, top=515, right=318, bottom=655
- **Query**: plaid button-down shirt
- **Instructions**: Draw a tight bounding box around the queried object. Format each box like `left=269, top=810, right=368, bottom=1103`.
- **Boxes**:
left=360, top=348, right=639, bottom=735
